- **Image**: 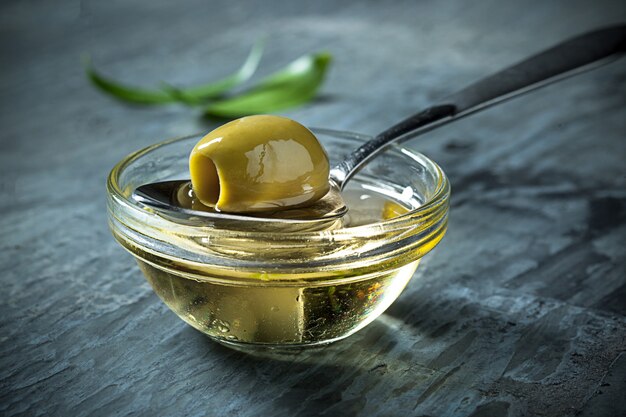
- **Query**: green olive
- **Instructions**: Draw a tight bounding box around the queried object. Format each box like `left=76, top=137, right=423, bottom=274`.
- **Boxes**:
left=189, top=115, right=330, bottom=213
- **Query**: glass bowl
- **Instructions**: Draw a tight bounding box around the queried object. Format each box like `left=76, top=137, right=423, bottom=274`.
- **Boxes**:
left=106, top=129, right=450, bottom=350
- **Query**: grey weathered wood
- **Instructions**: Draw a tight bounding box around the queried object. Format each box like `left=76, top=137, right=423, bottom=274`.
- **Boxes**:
left=1, top=0, right=625, bottom=416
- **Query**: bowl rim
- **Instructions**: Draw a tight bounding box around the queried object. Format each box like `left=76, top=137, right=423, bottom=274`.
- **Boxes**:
left=107, top=128, right=450, bottom=237
left=106, top=128, right=450, bottom=277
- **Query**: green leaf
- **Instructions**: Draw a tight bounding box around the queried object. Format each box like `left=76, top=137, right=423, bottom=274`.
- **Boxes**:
left=203, top=52, right=332, bottom=117
left=164, top=40, right=264, bottom=104
left=85, top=57, right=175, bottom=105
left=84, top=41, right=264, bottom=106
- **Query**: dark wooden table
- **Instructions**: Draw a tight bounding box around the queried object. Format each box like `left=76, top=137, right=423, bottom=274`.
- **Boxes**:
left=1, top=1, right=625, bottom=416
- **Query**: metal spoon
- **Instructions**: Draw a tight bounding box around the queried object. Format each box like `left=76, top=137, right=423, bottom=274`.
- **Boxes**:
left=133, top=25, right=625, bottom=227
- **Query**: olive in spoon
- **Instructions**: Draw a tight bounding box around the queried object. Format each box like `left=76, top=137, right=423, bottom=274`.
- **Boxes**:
left=133, top=25, right=625, bottom=227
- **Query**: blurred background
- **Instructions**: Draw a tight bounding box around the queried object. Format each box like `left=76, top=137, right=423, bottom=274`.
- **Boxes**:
left=1, top=1, right=625, bottom=416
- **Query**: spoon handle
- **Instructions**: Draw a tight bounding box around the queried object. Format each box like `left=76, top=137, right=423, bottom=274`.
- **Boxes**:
left=330, top=24, right=626, bottom=188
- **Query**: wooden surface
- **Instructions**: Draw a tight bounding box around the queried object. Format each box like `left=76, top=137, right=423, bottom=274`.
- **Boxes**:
left=1, top=1, right=625, bottom=416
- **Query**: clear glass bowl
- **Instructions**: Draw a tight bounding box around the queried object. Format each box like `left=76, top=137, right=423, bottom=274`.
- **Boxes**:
left=106, top=129, right=450, bottom=350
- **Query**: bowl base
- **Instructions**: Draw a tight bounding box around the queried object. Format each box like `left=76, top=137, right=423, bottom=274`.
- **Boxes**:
left=210, top=333, right=353, bottom=355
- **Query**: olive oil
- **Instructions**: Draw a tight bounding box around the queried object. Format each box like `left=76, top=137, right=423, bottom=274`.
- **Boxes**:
left=120, top=187, right=422, bottom=347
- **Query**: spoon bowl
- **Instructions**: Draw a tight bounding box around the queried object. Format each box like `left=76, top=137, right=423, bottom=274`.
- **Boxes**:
left=133, top=179, right=347, bottom=231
